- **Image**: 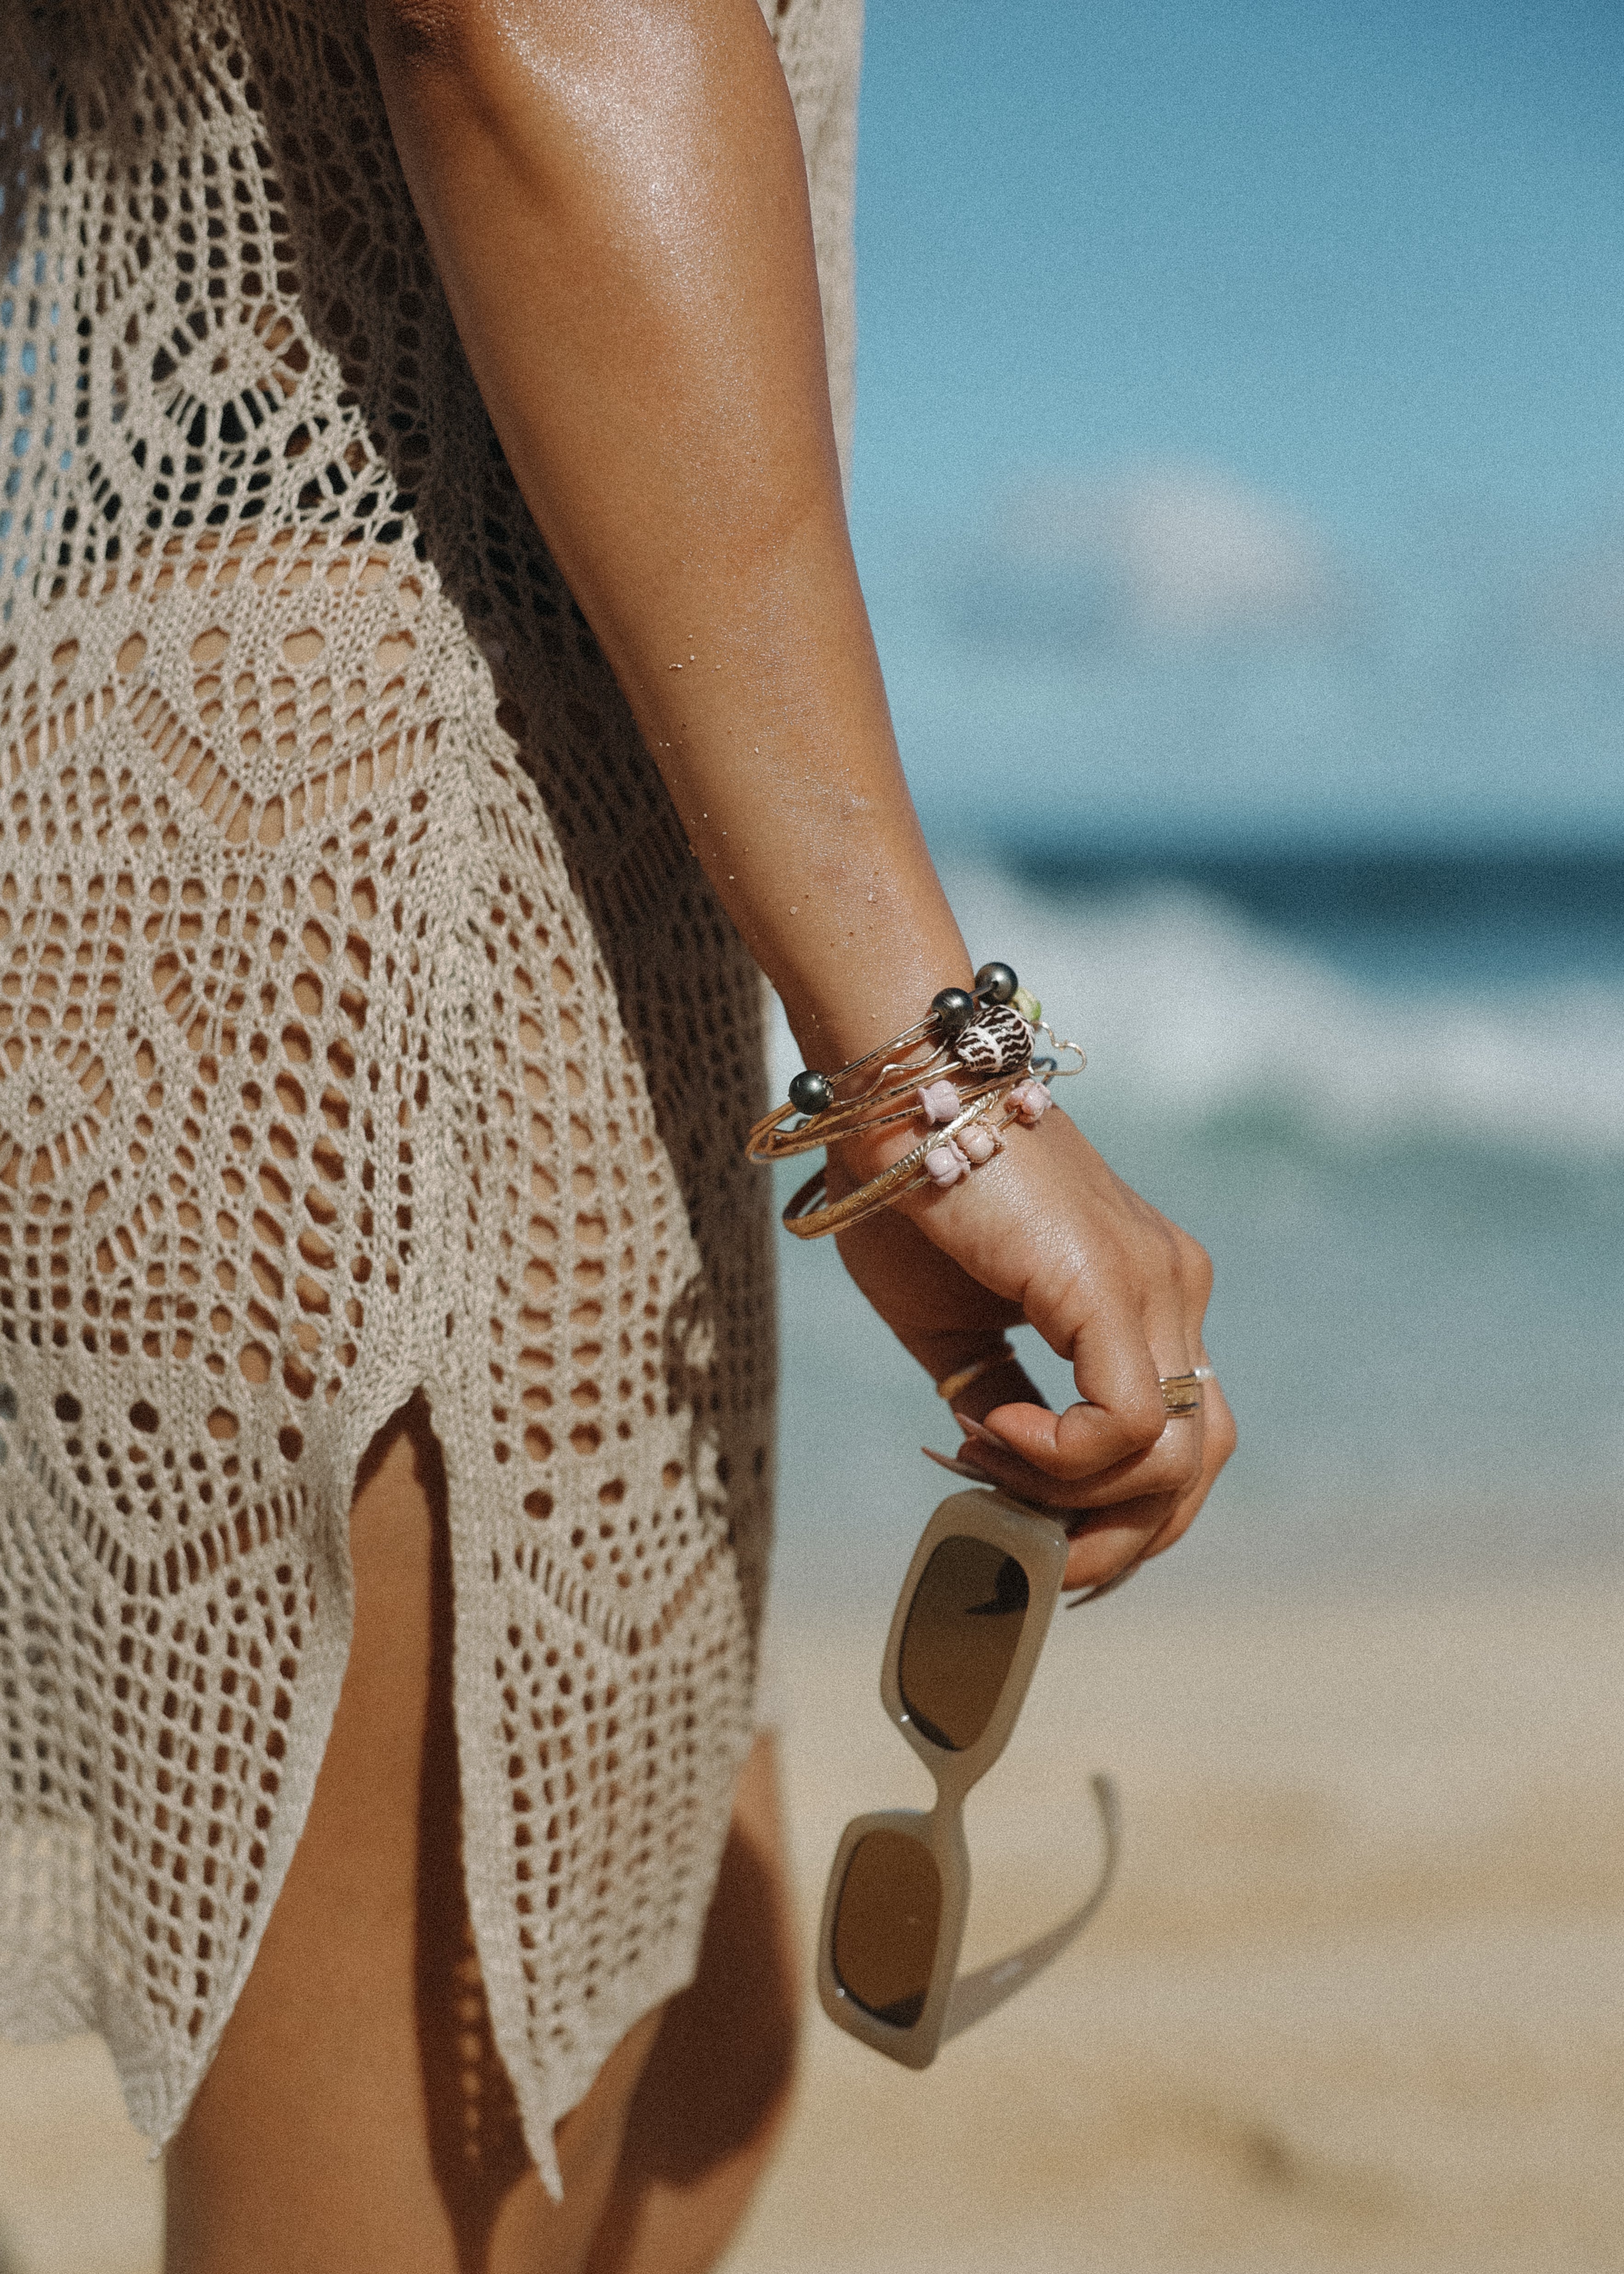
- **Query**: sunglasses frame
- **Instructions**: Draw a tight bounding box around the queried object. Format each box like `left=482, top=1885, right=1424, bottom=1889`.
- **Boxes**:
left=816, top=1486, right=1119, bottom=2067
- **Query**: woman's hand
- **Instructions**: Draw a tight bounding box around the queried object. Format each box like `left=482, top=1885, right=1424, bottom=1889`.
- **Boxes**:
left=830, top=1105, right=1235, bottom=1593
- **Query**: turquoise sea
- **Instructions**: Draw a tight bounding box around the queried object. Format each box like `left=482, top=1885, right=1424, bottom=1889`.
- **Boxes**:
left=770, top=844, right=1624, bottom=1610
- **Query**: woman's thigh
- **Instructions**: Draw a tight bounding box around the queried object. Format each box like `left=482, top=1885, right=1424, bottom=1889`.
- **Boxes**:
left=161, top=1397, right=666, bottom=2274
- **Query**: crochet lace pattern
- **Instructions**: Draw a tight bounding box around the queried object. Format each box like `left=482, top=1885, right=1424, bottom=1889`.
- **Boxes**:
left=0, top=0, right=859, bottom=2196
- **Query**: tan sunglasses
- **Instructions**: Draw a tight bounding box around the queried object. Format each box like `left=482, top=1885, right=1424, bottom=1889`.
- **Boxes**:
left=817, top=1486, right=1120, bottom=2065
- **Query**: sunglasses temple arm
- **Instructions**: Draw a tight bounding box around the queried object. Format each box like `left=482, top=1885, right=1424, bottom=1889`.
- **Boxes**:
left=939, top=1773, right=1121, bottom=2046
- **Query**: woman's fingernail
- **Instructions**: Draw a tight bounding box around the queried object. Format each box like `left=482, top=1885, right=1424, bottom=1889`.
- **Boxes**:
left=922, top=1446, right=996, bottom=1483
left=956, top=1413, right=1008, bottom=1449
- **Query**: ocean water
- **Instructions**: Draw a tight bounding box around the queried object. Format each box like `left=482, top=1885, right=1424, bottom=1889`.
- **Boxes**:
left=768, top=850, right=1624, bottom=1609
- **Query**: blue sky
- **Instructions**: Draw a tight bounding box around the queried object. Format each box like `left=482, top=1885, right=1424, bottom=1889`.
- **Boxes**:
left=847, top=0, right=1624, bottom=850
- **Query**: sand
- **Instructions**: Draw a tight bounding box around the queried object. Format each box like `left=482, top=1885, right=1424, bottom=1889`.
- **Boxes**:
left=2, top=1567, right=1621, bottom=2274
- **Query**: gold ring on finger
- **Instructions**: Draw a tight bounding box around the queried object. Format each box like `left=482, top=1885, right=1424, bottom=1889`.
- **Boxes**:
left=934, top=1342, right=1017, bottom=1403
left=1158, top=1371, right=1205, bottom=1417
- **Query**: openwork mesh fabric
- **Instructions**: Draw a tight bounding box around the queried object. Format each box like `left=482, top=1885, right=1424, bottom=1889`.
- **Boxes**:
left=0, top=0, right=860, bottom=2193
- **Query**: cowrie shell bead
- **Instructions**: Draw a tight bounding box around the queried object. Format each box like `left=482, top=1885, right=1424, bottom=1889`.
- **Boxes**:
left=953, top=1001, right=1034, bottom=1076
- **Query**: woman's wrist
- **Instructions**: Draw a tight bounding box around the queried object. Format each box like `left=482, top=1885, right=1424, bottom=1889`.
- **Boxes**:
left=771, top=871, right=973, bottom=1065
left=780, top=941, right=972, bottom=1073
left=775, top=955, right=1056, bottom=1202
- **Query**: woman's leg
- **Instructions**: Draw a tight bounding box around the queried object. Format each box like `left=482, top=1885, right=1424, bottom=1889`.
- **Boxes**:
left=578, top=1732, right=801, bottom=2274
left=163, top=1396, right=664, bottom=2274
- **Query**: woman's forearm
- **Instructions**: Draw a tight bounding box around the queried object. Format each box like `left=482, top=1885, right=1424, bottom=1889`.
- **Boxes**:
left=368, top=0, right=967, bottom=1065
left=372, top=0, right=1234, bottom=1579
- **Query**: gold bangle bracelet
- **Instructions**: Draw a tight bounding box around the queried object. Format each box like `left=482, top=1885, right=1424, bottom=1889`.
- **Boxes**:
left=780, top=1094, right=1012, bottom=1240
left=934, top=1345, right=1017, bottom=1404
left=747, top=1005, right=951, bottom=1168
left=747, top=1062, right=1008, bottom=1166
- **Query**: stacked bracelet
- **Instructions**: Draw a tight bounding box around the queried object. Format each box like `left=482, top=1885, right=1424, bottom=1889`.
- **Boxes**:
left=746, top=961, right=1085, bottom=1240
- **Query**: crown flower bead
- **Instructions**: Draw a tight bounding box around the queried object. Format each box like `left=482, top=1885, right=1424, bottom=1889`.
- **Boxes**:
left=917, top=1079, right=962, bottom=1124
left=923, top=1140, right=970, bottom=1188
left=1008, top=1078, right=1052, bottom=1126
left=959, top=1123, right=999, bottom=1164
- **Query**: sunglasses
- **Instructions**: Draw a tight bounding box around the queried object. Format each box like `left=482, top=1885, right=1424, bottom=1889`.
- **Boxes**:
left=816, top=1486, right=1120, bottom=2066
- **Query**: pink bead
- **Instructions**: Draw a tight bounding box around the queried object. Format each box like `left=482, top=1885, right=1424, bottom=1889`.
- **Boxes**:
left=917, top=1079, right=962, bottom=1125
left=959, top=1124, right=998, bottom=1164
left=923, top=1141, right=968, bottom=1188
left=1009, top=1079, right=1052, bottom=1127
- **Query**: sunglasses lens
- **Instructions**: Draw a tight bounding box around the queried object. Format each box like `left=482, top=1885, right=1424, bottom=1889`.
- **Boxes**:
left=899, top=1535, right=1030, bottom=1752
left=832, top=1827, right=943, bottom=2029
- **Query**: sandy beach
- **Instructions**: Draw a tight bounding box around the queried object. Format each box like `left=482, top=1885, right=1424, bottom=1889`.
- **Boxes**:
left=3, top=1565, right=1621, bottom=2274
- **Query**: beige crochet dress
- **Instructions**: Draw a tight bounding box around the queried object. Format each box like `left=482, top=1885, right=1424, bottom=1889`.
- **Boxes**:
left=0, top=0, right=860, bottom=2195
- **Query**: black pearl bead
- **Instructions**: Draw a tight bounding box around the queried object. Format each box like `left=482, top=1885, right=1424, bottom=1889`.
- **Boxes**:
left=788, top=1068, right=833, bottom=1117
left=973, top=960, right=1018, bottom=1004
left=930, top=987, right=975, bottom=1036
